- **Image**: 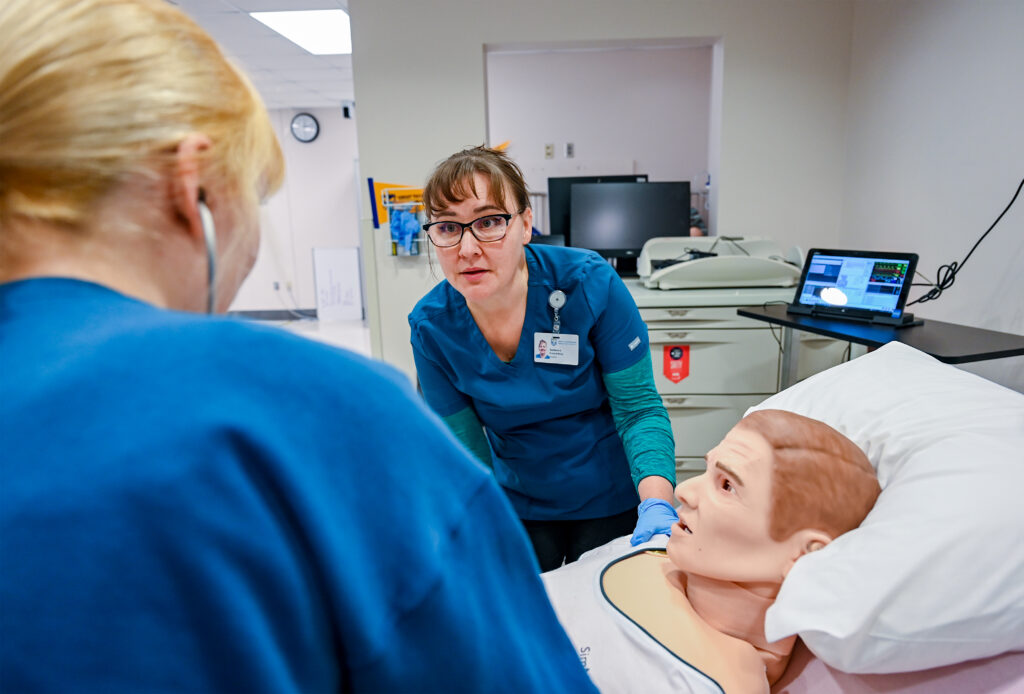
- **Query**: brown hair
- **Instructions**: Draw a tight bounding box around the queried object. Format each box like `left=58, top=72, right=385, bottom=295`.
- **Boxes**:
left=0, top=0, right=284, bottom=229
left=422, top=146, right=530, bottom=219
left=737, top=409, right=880, bottom=542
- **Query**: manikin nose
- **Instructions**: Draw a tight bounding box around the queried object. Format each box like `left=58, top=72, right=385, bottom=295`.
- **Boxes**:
left=675, top=476, right=700, bottom=508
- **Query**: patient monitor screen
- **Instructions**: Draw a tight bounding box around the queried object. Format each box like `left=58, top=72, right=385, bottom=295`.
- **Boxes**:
left=797, top=252, right=912, bottom=315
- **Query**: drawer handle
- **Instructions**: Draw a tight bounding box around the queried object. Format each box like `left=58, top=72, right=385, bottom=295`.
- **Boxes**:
left=667, top=331, right=688, bottom=340
left=666, top=309, right=689, bottom=317
left=662, top=399, right=724, bottom=411
left=650, top=339, right=728, bottom=347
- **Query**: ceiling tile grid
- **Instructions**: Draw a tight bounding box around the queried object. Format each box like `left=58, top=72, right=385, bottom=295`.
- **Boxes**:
left=169, top=0, right=354, bottom=109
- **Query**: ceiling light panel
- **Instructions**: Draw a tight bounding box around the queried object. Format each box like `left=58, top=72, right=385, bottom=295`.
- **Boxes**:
left=250, top=10, right=351, bottom=55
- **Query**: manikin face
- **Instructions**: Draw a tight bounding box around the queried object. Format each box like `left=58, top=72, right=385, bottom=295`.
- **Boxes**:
left=667, top=424, right=796, bottom=584
left=431, top=173, right=533, bottom=306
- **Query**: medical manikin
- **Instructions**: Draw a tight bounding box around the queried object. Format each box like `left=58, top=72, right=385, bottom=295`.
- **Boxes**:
left=542, top=409, right=881, bottom=693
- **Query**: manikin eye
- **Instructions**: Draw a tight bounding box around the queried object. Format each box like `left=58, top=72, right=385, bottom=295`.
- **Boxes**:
left=721, top=478, right=733, bottom=492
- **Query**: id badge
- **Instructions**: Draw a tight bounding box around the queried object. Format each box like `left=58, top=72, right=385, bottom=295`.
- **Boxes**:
left=534, top=332, right=579, bottom=366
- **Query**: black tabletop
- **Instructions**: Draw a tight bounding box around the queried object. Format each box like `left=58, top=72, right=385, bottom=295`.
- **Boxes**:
left=738, top=304, right=1024, bottom=364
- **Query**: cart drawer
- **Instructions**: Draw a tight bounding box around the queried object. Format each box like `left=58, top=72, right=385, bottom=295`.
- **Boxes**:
left=649, top=328, right=779, bottom=394
left=640, top=306, right=759, bottom=330
left=662, top=393, right=766, bottom=457
left=676, top=457, right=707, bottom=484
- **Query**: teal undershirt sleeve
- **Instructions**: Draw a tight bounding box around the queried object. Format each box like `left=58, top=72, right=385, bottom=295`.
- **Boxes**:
left=441, top=407, right=494, bottom=469
left=602, top=352, right=677, bottom=491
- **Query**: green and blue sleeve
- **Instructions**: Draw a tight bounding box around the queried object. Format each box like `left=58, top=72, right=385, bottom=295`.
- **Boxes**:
left=441, top=406, right=493, bottom=469
left=602, top=352, right=676, bottom=490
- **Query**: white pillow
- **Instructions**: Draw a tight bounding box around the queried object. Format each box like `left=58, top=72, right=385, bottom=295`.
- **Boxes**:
left=755, top=342, right=1024, bottom=673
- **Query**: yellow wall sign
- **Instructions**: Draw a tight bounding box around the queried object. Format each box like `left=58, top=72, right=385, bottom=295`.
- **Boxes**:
left=368, top=179, right=423, bottom=228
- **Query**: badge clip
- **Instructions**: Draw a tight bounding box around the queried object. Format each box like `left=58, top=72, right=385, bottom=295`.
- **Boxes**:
left=548, top=290, right=566, bottom=335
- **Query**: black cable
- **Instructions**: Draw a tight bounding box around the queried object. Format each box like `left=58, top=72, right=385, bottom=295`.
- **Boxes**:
left=761, top=300, right=788, bottom=352
left=722, top=236, right=751, bottom=256
left=909, top=269, right=937, bottom=288
left=907, top=177, right=1023, bottom=307
left=650, top=247, right=718, bottom=270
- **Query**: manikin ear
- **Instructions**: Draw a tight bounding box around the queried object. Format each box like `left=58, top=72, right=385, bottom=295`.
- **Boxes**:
left=170, top=132, right=213, bottom=243
left=780, top=529, right=833, bottom=580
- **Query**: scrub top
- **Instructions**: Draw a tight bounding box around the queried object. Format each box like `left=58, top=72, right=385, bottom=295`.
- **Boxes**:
left=409, top=244, right=650, bottom=521
left=1, top=277, right=597, bottom=694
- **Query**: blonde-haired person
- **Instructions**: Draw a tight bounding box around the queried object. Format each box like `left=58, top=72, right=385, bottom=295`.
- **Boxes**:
left=0, top=2, right=597, bottom=693
left=409, top=146, right=678, bottom=572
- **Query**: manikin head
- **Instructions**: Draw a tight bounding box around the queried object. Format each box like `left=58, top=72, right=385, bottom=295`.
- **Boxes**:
left=667, top=409, right=880, bottom=585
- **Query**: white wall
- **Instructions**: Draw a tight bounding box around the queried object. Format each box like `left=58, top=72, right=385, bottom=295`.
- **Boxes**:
left=350, top=0, right=856, bottom=381
left=232, top=107, right=361, bottom=312
left=486, top=44, right=712, bottom=232
left=842, top=0, right=1024, bottom=389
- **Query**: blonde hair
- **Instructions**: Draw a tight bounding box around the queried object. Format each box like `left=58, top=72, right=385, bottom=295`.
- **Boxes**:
left=0, top=0, right=284, bottom=228
left=422, top=146, right=530, bottom=220
left=737, top=409, right=880, bottom=542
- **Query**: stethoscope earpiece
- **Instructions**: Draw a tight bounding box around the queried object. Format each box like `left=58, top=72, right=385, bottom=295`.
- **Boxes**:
left=197, top=191, right=217, bottom=314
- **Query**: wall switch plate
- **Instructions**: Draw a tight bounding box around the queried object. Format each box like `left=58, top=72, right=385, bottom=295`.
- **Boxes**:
left=565, top=142, right=575, bottom=158
left=544, top=143, right=555, bottom=159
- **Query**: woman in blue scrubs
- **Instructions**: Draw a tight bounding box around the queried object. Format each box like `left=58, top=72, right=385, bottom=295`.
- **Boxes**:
left=409, top=146, right=679, bottom=571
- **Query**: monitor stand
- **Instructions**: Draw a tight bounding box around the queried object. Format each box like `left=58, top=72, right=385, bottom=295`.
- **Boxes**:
left=607, top=256, right=638, bottom=278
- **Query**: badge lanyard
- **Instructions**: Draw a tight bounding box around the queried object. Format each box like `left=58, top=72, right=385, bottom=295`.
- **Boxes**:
left=534, top=290, right=578, bottom=366
left=549, top=290, right=566, bottom=334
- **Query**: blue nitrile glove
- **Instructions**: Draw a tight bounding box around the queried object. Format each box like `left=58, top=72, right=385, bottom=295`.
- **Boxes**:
left=630, top=498, right=678, bottom=546
left=400, top=210, right=420, bottom=255
left=390, top=210, right=405, bottom=250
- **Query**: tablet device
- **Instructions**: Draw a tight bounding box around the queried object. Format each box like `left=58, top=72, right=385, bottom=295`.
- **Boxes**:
left=787, top=249, right=920, bottom=326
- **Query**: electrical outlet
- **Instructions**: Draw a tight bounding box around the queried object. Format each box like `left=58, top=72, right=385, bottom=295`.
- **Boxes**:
left=565, top=142, right=575, bottom=159
left=544, top=143, right=555, bottom=159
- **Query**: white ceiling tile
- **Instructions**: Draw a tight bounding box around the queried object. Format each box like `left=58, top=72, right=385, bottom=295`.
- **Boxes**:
left=169, top=0, right=238, bottom=16
left=319, top=54, right=353, bottom=70
left=170, top=0, right=354, bottom=110
left=226, top=0, right=345, bottom=12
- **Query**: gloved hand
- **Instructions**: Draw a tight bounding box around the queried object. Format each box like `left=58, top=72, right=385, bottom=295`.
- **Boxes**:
left=630, top=498, right=678, bottom=546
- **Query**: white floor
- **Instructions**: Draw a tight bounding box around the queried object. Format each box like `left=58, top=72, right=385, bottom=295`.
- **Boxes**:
left=274, top=318, right=372, bottom=357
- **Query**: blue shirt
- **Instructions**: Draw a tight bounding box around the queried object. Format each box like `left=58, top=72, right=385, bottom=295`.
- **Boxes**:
left=409, top=244, right=650, bottom=521
left=0, top=278, right=596, bottom=694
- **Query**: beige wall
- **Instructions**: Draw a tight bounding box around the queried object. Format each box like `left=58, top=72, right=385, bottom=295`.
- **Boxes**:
left=233, top=107, right=361, bottom=312
left=486, top=44, right=713, bottom=234
left=350, top=0, right=856, bottom=381
left=842, top=0, right=1024, bottom=389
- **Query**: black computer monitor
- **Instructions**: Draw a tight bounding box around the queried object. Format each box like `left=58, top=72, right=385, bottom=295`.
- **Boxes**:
left=569, top=181, right=690, bottom=275
left=547, top=174, right=647, bottom=244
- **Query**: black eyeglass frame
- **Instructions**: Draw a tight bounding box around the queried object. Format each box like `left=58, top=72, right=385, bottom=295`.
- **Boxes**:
left=422, top=210, right=523, bottom=247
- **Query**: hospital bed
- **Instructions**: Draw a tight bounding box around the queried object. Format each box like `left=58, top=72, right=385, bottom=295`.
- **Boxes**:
left=546, top=342, right=1024, bottom=693
left=755, top=342, right=1024, bottom=693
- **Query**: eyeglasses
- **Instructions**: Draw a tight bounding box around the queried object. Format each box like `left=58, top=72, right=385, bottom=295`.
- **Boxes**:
left=422, top=211, right=521, bottom=248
